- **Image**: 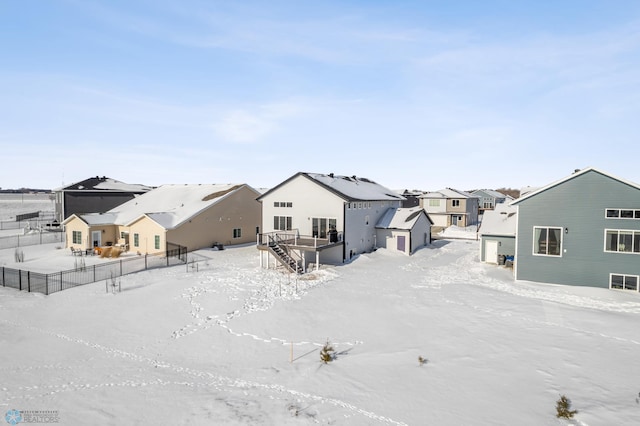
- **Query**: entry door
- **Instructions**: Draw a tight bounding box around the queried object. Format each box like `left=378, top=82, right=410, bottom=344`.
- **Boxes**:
left=452, top=215, right=458, bottom=225
left=91, top=230, right=102, bottom=248
left=485, top=240, right=498, bottom=264
left=397, top=235, right=406, bottom=252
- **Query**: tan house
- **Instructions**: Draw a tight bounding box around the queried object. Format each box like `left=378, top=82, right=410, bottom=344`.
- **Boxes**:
left=419, top=188, right=479, bottom=228
left=63, top=184, right=261, bottom=254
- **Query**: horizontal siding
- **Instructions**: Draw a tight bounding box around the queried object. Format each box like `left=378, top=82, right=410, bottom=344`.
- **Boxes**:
left=516, top=171, right=640, bottom=288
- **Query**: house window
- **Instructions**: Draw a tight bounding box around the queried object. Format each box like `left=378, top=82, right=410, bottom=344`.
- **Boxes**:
left=233, top=228, right=242, bottom=238
left=452, top=200, right=460, bottom=207
left=533, top=227, right=562, bottom=256
left=72, top=231, right=82, bottom=244
left=274, top=201, right=293, bottom=208
left=483, top=202, right=492, bottom=209
left=274, top=216, right=292, bottom=231
left=606, top=208, right=640, bottom=219
left=428, top=199, right=440, bottom=207
left=358, top=202, right=362, bottom=209
left=154, top=235, right=160, bottom=250
left=610, top=273, right=639, bottom=291
left=604, top=229, right=640, bottom=253
left=133, top=233, right=139, bottom=247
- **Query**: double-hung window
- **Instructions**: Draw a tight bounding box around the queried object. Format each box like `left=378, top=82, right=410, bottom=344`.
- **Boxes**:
left=72, top=231, right=82, bottom=244
left=533, top=226, right=562, bottom=256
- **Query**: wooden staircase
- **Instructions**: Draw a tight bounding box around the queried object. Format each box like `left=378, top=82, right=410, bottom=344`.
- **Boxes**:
left=267, top=236, right=304, bottom=274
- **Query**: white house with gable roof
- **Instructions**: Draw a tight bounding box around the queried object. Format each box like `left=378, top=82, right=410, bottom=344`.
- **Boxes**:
left=257, top=172, right=407, bottom=272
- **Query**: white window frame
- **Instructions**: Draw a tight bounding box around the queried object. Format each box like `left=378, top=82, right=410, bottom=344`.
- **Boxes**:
left=605, top=208, right=640, bottom=219
left=609, top=273, right=639, bottom=291
left=603, top=228, right=640, bottom=254
left=273, top=216, right=292, bottom=231
left=532, top=226, right=563, bottom=257
left=72, top=230, right=82, bottom=244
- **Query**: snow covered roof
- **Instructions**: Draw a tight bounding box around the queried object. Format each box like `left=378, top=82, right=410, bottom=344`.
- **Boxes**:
left=512, top=167, right=640, bottom=205
left=74, top=184, right=257, bottom=230
left=259, top=172, right=405, bottom=202
left=376, top=207, right=432, bottom=230
left=472, top=189, right=507, bottom=199
left=55, top=176, right=153, bottom=193
left=479, top=203, right=517, bottom=236
left=420, top=188, right=478, bottom=199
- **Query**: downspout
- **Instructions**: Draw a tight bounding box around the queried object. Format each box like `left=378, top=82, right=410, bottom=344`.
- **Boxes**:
left=342, top=202, right=347, bottom=262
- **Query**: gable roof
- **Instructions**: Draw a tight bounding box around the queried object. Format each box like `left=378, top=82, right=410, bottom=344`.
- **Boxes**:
left=258, top=172, right=405, bottom=202
left=478, top=203, right=517, bottom=236
left=55, top=176, right=153, bottom=193
left=420, top=188, right=478, bottom=199
left=376, top=207, right=433, bottom=230
left=511, top=167, right=640, bottom=205
left=472, top=189, right=507, bottom=199
left=72, top=183, right=258, bottom=230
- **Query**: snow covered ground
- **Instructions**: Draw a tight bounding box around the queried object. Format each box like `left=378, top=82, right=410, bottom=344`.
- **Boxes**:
left=2, top=235, right=640, bottom=425
left=0, top=194, right=53, bottom=221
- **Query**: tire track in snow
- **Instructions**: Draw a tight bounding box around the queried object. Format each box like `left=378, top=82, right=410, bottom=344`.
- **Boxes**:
left=0, top=318, right=405, bottom=425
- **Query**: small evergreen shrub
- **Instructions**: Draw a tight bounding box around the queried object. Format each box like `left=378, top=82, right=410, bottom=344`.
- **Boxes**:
left=555, top=394, right=577, bottom=419
left=418, top=356, right=428, bottom=366
left=320, top=340, right=335, bottom=364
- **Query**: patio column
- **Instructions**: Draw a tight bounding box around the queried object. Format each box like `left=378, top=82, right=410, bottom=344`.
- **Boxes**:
left=315, top=251, right=319, bottom=271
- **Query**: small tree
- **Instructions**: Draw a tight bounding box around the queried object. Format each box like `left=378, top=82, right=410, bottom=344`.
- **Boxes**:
left=555, top=394, right=577, bottom=419
left=320, top=340, right=335, bottom=364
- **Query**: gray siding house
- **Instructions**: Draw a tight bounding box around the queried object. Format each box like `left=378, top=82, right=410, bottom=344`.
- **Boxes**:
left=512, top=168, right=640, bottom=291
left=471, top=189, right=507, bottom=212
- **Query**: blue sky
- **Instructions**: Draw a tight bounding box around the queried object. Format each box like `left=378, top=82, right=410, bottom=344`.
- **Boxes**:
left=2, top=1, right=640, bottom=191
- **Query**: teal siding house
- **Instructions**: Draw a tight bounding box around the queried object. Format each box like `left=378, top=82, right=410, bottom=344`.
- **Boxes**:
left=512, top=168, right=640, bottom=291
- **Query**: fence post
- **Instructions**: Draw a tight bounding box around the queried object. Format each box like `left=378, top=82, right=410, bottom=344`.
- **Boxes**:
left=60, top=271, right=63, bottom=293
left=19, top=270, right=22, bottom=291
left=27, top=271, right=30, bottom=292
left=93, top=265, right=96, bottom=282
left=45, top=274, right=48, bottom=295
left=120, top=260, right=123, bottom=277
left=1, top=267, right=4, bottom=287
left=145, top=254, right=148, bottom=270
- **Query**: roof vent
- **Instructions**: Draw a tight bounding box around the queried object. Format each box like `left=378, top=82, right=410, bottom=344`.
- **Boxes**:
left=329, top=173, right=334, bottom=178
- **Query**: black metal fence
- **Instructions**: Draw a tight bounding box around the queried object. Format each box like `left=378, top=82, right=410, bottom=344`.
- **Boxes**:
left=0, top=243, right=188, bottom=295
